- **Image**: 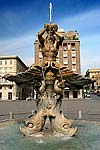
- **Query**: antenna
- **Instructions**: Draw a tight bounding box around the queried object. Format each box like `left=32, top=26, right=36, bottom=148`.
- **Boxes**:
left=49, top=2, right=53, bottom=24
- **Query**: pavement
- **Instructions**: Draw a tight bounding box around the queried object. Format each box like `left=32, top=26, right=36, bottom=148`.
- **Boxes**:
left=89, top=93, right=100, bottom=100
left=61, top=98, right=100, bottom=121
left=0, top=94, right=100, bottom=121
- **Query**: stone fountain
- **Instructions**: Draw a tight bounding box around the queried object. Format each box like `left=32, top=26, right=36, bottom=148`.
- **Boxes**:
left=3, top=23, right=92, bottom=137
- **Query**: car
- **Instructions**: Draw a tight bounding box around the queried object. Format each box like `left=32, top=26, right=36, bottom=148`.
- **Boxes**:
left=86, top=94, right=90, bottom=98
left=26, top=97, right=33, bottom=101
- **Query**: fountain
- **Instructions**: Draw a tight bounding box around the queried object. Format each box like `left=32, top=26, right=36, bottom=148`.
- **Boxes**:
left=1, top=4, right=99, bottom=150
left=2, top=2, right=94, bottom=138
left=3, top=22, right=93, bottom=137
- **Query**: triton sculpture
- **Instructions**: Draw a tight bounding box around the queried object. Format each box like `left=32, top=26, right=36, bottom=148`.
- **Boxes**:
left=3, top=23, right=92, bottom=137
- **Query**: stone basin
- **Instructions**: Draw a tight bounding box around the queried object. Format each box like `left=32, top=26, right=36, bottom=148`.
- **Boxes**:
left=0, top=120, right=100, bottom=150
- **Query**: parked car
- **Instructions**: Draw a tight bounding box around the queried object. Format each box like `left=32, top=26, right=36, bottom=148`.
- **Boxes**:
left=86, top=94, right=90, bottom=98
left=26, top=97, right=33, bottom=101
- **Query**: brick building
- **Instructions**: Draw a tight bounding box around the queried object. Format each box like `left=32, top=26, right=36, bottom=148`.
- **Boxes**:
left=34, top=28, right=82, bottom=98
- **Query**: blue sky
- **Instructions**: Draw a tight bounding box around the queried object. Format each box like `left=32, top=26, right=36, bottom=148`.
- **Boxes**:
left=0, top=0, right=100, bottom=74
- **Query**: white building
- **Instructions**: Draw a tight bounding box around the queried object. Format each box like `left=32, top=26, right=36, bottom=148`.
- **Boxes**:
left=0, top=56, right=32, bottom=100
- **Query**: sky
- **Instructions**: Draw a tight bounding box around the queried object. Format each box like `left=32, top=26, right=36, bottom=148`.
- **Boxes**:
left=0, top=0, right=100, bottom=75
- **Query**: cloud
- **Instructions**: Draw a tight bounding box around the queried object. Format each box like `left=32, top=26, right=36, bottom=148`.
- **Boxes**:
left=57, top=8, right=100, bottom=32
left=1, top=7, right=100, bottom=74
left=57, top=8, right=100, bottom=74
left=80, top=33, right=100, bottom=74
left=0, top=32, right=36, bottom=66
left=0, top=34, right=33, bottom=51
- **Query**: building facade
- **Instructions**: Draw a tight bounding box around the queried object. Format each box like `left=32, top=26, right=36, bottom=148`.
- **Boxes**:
left=34, top=28, right=82, bottom=98
left=0, top=56, right=32, bottom=100
left=85, top=68, right=100, bottom=93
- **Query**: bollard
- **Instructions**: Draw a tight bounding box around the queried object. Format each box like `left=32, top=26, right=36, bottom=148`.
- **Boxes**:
left=78, top=110, right=82, bottom=119
left=9, top=112, right=14, bottom=120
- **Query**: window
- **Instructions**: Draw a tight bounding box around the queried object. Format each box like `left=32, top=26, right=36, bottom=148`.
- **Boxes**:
left=71, top=43, right=75, bottom=47
left=64, top=90, right=69, bottom=98
left=63, top=57, right=68, bottom=64
left=63, top=43, right=67, bottom=50
left=63, top=43, right=67, bottom=47
left=63, top=50, right=67, bottom=57
left=8, top=92, right=12, bottom=100
left=10, top=60, right=12, bottom=64
left=0, top=61, right=2, bottom=65
left=39, top=52, right=43, bottom=58
left=71, top=50, right=76, bottom=57
left=72, top=57, right=76, bottom=64
left=72, top=65, right=76, bottom=71
left=73, top=91, right=78, bottom=98
left=71, top=43, right=75, bottom=50
left=5, top=60, right=7, bottom=65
